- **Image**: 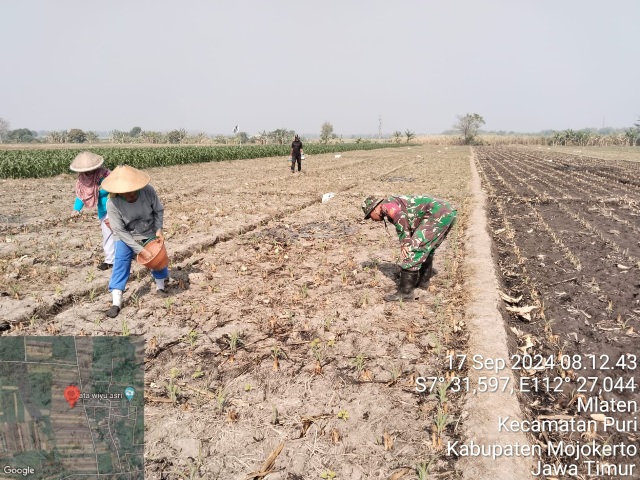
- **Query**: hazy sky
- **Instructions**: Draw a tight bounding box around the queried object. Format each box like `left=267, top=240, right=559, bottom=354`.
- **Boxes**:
left=1, top=1, right=638, bottom=135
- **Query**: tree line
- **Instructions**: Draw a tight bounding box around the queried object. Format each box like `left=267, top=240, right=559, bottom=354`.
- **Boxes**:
left=0, top=120, right=338, bottom=146
left=2, top=115, right=639, bottom=146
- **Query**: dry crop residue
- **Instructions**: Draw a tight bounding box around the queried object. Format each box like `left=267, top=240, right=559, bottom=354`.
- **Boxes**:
left=476, top=146, right=640, bottom=478
left=1, top=146, right=474, bottom=479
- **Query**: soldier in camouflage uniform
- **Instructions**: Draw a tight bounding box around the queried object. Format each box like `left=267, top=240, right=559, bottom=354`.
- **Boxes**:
left=362, top=194, right=457, bottom=301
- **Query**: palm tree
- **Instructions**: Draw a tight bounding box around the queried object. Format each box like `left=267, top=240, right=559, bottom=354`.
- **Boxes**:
left=405, top=129, right=416, bottom=143
left=624, top=129, right=637, bottom=146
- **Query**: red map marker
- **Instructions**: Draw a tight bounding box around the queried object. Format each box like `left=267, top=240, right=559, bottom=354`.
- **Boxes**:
left=64, top=385, right=80, bottom=408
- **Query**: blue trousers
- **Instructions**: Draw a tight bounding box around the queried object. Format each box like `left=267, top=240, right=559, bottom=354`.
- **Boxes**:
left=109, top=240, right=169, bottom=292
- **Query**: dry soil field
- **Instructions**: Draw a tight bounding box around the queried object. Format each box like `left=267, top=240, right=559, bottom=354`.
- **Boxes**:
left=477, top=146, right=640, bottom=478
left=3, top=144, right=639, bottom=479
left=1, top=146, right=474, bottom=479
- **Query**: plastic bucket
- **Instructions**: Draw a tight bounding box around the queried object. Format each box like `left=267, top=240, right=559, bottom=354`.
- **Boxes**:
left=136, top=238, right=169, bottom=270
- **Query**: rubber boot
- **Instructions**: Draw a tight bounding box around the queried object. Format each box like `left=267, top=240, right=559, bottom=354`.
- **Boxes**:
left=384, top=269, right=420, bottom=302
left=417, top=253, right=434, bottom=287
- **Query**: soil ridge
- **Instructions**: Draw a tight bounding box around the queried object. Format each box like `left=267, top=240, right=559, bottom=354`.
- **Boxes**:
left=459, top=150, right=533, bottom=479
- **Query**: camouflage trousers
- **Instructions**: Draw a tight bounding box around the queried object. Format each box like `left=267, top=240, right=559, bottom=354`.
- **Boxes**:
left=400, top=210, right=457, bottom=271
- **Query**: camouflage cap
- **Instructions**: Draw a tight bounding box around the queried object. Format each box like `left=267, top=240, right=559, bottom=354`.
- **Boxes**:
left=362, top=195, right=384, bottom=219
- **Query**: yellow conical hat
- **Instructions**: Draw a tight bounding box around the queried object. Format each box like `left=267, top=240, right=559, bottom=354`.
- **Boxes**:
left=100, top=165, right=150, bottom=193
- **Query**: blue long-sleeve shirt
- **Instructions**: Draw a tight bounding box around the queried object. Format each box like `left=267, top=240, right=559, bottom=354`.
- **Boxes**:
left=73, top=185, right=109, bottom=220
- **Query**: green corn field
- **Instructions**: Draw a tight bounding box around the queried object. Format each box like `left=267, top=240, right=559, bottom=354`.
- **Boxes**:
left=0, top=143, right=402, bottom=179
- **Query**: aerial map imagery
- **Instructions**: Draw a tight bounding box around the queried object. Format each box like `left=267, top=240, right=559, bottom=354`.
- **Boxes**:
left=0, top=336, right=144, bottom=479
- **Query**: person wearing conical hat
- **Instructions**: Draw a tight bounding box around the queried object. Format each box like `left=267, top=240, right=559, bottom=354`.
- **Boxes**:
left=101, top=165, right=169, bottom=318
left=362, top=194, right=457, bottom=302
left=70, top=151, right=115, bottom=271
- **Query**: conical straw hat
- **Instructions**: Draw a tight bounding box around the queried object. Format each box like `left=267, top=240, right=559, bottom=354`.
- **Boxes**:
left=100, top=165, right=150, bottom=193
left=70, top=151, right=104, bottom=172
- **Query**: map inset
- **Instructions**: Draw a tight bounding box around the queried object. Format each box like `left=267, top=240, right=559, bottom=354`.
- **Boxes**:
left=0, top=336, right=144, bottom=479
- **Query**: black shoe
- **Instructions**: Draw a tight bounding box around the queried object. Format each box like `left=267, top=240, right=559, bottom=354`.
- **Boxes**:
left=384, top=269, right=420, bottom=302
left=97, top=263, right=113, bottom=271
left=417, top=254, right=434, bottom=287
left=106, top=305, right=121, bottom=318
left=155, top=288, right=168, bottom=297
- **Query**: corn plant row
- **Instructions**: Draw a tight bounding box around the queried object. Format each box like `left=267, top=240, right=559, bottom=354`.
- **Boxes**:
left=499, top=151, right=640, bottom=236
left=476, top=156, right=563, bottom=349
left=560, top=153, right=640, bottom=187
left=512, top=152, right=640, bottom=224
left=474, top=157, right=542, bottom=307
left=479, top=152, right=586, bottom=274
left=484, top=152, right=638, bottom=260
left=477, top=161, right=563, bottom=365
left=485, top=150, right=639, bottom=268
left=0, top=143, right=401, bottom=179
left=517, top=150, right=640, bottom=200
left=492, top=151, right=632, bottom=214
left=519, top=152, right=640, bottom=211
left=484, top=153, right=640, bottom=325
left=489, top=154, right=582, bottom=271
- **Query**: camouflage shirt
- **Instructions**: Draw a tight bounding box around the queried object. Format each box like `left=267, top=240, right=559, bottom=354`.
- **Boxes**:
left=380, top=195, right=455, bottom=250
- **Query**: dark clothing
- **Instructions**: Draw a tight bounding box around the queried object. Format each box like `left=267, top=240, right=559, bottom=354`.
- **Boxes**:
left=291, top=140, right=303, bottom=159
left=291, top=140, right=303, bottom=172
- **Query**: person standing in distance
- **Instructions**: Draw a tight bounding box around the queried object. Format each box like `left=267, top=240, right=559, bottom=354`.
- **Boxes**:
left=290, top=134, right=304, bottom=174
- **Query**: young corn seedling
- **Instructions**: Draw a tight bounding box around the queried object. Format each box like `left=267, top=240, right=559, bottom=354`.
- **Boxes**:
left=172, top=445, right=204, bottom=480
left=228, top=331, right=243, bottom=356
left=166, top=368, right=181, bottom=402
left=216, top=387, right=226, bottom=413
left=7, top=284, right=20, bottom=300
left=184, top=330, right=198, bottom=348
left=166, top=381, right=179, bottom=403
left=24, top=314, right=38, bottom=329
left=432, top=408, right=453, bottom=448
left=352, top=354, right=366, bottom=376
left=272, top=345, right=282, bottom=371
left=617, top=315, right=631, bottom=331
left=164, top=297, right=175, bottom=313
left=130, top=293, right=142, bottom=309
left=121, top=319, right=130, bottom=337
left=416, top=459, right=435, bottom=480
left=435, top=381, right=451, bottom=412
left=389, top=364, right=403, bottom=384
left=359, top=292, right=369, bottom=308
left=428, top=334, right=443, bottom=355
left=310, top=338, right=323, bottom=374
